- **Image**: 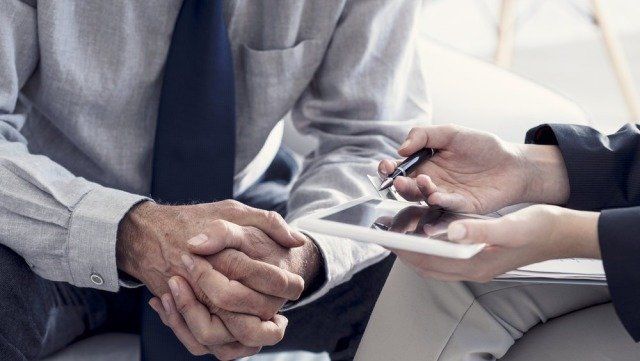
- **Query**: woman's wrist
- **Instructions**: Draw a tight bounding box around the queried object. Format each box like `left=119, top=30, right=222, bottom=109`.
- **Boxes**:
left=553, top=208, right=601, bottom=259
left=518, top=144, right=570, bottom=205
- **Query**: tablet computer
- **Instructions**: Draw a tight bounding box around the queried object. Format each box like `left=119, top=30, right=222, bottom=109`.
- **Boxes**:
left=297, top=196, right=494, bottom=259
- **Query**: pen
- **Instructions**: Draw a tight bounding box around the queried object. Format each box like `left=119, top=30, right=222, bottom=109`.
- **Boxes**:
left=378, top=148, right=436, bottom=191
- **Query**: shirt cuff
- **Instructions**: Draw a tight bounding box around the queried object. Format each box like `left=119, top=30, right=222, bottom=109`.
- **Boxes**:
left=283, top=228, right=389, bottom=310
left=67, top=186, right=149, bottom=292
left=598, top=207, right=640, bottom=341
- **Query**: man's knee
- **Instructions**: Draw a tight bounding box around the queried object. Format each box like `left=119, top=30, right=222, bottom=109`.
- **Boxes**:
left=0, top=245, right=38, bottom=291
left=0, top=245, right=47, bottom=360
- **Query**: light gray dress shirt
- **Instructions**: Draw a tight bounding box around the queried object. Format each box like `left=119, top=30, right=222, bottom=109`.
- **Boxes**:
left=0, top=0, right=430, bottom=305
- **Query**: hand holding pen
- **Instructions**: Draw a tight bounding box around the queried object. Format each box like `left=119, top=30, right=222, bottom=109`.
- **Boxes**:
left=378, top=148, right=436, bottom=191
left=377, top=125, right=534, bottom=214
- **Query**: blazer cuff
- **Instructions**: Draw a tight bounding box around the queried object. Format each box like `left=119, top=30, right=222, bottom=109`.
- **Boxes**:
left=525, top=124, right=617, bottom=211
left=598, top=207, right=640, bottom=341
left=282, top=230, right=389, bottom=311
left=68, top=186, right=149, bottom=292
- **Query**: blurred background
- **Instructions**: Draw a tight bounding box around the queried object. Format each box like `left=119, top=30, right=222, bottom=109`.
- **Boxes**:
left=422, top=0, right=640, bottom=132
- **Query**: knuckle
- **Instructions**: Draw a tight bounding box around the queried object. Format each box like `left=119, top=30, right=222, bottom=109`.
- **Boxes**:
left=208, top=219, right=230, bottom=235
left=220, top=199, right=245, bottom=216
left=221, top=287, right=249, bottom=311
left=176, top=304, right=190, bottom=318
left=266, top=210, right=284, bottom=227
left=235, top=326, right=257, bottom=347
left=212, top=348, right=232, bottom=361
left=217, top=199, right=235, bottom=208
left=176, top=298, right=194, bottom=316
left=220, top=250, right=246, bottom=278
left=471, top=225, right=489, bottom=244
left=186, top=344, right=207, bottom=356
left=195, top=328, right=216, bottom=346
left=273, top=325, right=286, bottom=344
left=212, top=289, right=234, bottom=309
left=292, top=274, right=305, bottom=296
left=269, top=270, right=290, bottom=296
left=193, top=268, right=209, bottom=289
left=471, top=269, right=492, bottom=283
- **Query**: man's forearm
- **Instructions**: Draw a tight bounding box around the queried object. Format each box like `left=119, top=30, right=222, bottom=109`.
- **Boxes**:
left=520, top=144, right=571, bottom=206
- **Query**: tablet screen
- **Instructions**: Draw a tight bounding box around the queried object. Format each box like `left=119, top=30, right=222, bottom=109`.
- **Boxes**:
left=321, top=200, right=473, bottom=242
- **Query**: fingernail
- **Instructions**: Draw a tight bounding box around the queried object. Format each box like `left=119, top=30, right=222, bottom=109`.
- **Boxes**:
left=168, top=277, right=180, bottom=297
left=181, top=253, right=195, bottom=272
left=448, top=223, right=467, bottom=241
left=188, top=233, right=208, bottom=247
left=148, top=299, right=160, bottom=313
left=400, top=139, right=411, bottom=149
left=161, top=294, right=172, bottom=314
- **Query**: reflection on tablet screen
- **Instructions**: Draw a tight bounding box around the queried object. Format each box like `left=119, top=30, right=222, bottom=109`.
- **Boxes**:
left=321, top=200, right=473, bottom=242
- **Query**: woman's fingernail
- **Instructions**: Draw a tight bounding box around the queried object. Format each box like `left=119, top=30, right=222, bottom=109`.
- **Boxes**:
left=188, top=233, right=208, bottom=247
left=181, top=253, right=195, bottom=272
left=448, top=223, right=467, bottom=241
left=161, top=294, right=172, bottom=314
left=168, top=277, right=180, bottom=297
left=400, top=139, right=411, bottom=149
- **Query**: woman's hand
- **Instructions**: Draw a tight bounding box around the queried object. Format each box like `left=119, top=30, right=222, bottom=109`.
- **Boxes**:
left=393, top=205, right=601, bottom=283
left=378, top=125, right=570, bottom=214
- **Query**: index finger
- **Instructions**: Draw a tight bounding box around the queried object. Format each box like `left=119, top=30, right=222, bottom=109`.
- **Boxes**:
left=218, top=201, right=306, bottom=248
left=183, top=254, right=285, bottom=320
left=398, top=125, right=461, bottom=157
left=208, top=249, right=304, bottom=300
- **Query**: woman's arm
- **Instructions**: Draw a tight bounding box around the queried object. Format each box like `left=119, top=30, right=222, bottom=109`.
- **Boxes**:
left=598, top=206, right=640, bottom=341
left=526, top=123, right=640, bottom=210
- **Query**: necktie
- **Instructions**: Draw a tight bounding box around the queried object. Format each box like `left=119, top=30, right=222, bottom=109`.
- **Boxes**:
left=141, top=0, right=236, bottom=359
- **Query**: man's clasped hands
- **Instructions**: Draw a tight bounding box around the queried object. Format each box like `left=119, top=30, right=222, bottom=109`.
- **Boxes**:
left=116, top=200, right=321, bottom=360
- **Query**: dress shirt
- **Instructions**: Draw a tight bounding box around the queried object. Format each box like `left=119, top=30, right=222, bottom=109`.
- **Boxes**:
left=0, top=0, right=430, bottom=305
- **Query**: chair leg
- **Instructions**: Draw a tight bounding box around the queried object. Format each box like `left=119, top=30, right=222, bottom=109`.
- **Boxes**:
left=592, top=0, right=640, bottom=121
left=495, top=0, right=517, bottom=68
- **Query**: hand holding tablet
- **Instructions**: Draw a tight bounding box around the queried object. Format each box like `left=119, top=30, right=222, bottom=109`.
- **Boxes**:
left=297, top=196, right=492, bottom=259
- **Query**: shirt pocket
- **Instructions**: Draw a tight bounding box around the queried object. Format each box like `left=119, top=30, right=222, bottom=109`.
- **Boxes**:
left=240, top=39, right=324, bottom=121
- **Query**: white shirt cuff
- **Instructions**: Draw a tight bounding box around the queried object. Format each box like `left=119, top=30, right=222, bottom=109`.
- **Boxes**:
left=67, top=186, right=149, bottom=291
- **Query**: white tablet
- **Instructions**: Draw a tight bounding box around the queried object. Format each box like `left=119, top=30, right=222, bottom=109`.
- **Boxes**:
left=297, top=196, right=493, bottom=259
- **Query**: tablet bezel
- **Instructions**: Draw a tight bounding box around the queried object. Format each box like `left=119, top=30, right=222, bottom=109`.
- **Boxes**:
left=297, top=196, right=488, bottom=259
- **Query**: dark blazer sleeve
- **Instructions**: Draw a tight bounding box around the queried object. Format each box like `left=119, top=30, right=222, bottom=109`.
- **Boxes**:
left=599, top=207, right=640, bottom=341
left=525, top=123, right=640, bottom=211
left=525, top=123, right=640, bottom=341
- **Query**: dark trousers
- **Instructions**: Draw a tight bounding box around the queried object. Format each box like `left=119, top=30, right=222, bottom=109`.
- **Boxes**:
left=0, top=148, right=393, bottom=360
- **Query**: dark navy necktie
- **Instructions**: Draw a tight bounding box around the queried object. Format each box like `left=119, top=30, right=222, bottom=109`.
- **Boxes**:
left=142, top=0, right=235, bottom=359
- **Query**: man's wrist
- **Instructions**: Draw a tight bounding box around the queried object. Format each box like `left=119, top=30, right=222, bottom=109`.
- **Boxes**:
left=291, top=236, right=325, bottom=297
left=520, top=144, right=570, bottom=205
left=116, top=200, right=157, bottom=281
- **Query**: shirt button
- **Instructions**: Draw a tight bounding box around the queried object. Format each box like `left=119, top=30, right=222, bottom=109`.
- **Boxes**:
left=90, top=273, right=104, bottom=286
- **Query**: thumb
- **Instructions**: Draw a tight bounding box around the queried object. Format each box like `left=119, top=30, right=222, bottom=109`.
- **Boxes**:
left=186, top=220, right=243, bottom=255
left=447, top=218, right=510, bottom=246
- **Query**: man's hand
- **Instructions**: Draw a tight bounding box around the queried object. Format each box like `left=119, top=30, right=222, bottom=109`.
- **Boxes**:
left=147, top=231, right=322, bottom=360
left=116, top=200, right=307, bottom=301
left=394, top=205, right=601, bottom=283
left=116, top=200, right=316, bottom=358
left=378, top=125, right=570, bottom=213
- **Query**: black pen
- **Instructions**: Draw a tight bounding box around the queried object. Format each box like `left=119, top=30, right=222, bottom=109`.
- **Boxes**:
left=378, top=148, right=436, bottom=191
